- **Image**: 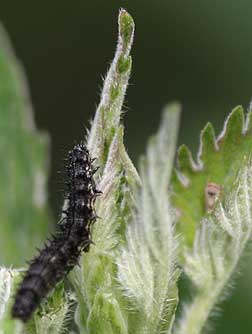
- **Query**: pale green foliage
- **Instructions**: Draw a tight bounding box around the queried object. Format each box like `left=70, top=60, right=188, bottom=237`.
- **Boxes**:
left=172, top=106, right=252, bottom=247
left=117, top=105, right=181, bottom=334
left=0, top=23, right=52, bottom=266
left=0, top=7, right=252, bottom=334
left=26, top=284, right=72, bottom=334
left=0, top=268, right=24, bottom=334
left=71, top=129, right=130, bottom=333
left=70, top=9, right=139, bottom=334
left=70, top=10, right=180, bottom=334
left=172, top=105, right=252, bottom=333
left=87, top=8, right=135, bottom=170
left=176, top=159, right=252, bottom=334
left=0, top=268, right=71, bottom=334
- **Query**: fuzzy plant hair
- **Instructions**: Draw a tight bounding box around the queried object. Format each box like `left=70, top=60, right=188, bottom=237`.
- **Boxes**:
left=0, top=8, right=252, bottom=334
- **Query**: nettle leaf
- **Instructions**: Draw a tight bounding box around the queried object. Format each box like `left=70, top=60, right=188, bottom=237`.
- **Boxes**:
left=72, top=129, right=130, bottom=334
left=0, top=268, right=71, bottom=334
left=117, top=104, right=181, bottom=334
left=70, top=9, right=139, bottom=334
left=172, top=105, right=252, bottom=246
left=87, top=8, right=135, bottom=172
left=176, top=159, right=252, bottom=334
left=26, top=283, right=72, bottom=334
left=0, top=24, right=52, bottom=266
left=0, top=268, right=24, bottom=334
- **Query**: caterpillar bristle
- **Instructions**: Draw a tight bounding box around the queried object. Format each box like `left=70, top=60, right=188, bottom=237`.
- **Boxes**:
left=12, top=143, right=99, bottom=322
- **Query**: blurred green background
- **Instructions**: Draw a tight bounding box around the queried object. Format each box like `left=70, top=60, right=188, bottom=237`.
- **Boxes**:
left=1, top=1, right=252, bottom=333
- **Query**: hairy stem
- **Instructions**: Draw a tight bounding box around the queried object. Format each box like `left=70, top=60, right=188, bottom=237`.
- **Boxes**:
left=176, top=284, right=223, bottom=334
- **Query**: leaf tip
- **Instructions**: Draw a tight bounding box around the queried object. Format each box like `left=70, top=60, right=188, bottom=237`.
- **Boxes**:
left=118, top=8, right=135, bottom=52
left=198, top=122, right=217, bottom=162
left=177, top=144, right=196, bottom=175
left=217, top=105, right=244, bottom=144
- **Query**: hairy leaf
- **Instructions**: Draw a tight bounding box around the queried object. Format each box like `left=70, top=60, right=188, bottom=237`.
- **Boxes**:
left=117, top=104, right=181, bottom=334
left=172, top=106, right=252, bottom=246
left=0, top=24, right=52, bottom=266
left=70, top=9, right=139, bottom=334
left=176, top=158, right=252, bottom=334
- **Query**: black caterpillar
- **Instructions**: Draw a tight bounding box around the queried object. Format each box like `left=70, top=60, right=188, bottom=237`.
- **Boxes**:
left=12, top=143, right=100, bottom=322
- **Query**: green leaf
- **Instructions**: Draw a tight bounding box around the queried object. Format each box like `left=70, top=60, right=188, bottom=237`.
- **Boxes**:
left=71, top=9, right=138, bottom=333
left=117, top=104, right=181, bottom=334
left=0, top=24, right=52, bottom=266
left=72, top=127, right=132, bottom=333
left=87, top=8, right=134, bottom=171
left=0, top=268, right=24, bottom=334
left=176, top=158, right=252, bottom=334
left=26, top=283, right=72, bottom=334
left=172, top=105, right=252, bottom=247
left=87, top=289, right=127, bottom=334
left=0, top=268, right=71, bottom=334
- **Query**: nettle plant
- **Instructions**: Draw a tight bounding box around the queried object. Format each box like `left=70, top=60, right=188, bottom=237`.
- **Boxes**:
left=0, top=8, right=252, bottom=334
